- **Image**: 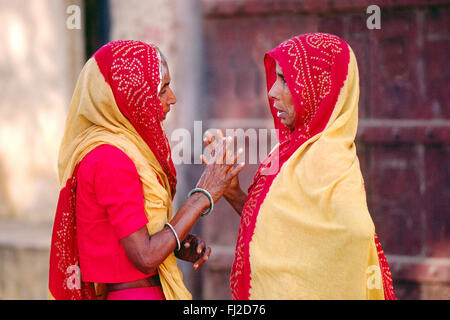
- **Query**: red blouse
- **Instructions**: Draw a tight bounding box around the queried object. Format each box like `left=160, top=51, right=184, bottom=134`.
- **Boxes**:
left=75, top=144, right=152, bottom=283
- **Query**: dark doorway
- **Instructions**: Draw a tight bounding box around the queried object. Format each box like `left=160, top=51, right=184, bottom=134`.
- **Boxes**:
left=84, top=0, right=110, bottom=60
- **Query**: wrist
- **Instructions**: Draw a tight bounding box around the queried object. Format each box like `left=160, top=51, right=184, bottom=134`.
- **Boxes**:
left=224, top=186, right=244, bottom=201
left=189, top=193, right=210, bottom=212
left=188, top=188, right=214, bottom=216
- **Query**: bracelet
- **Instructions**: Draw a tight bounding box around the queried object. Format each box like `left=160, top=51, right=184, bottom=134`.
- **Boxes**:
left=165, top=222, right=181, bottom=251
left=188, top=188, right=214, bottom=216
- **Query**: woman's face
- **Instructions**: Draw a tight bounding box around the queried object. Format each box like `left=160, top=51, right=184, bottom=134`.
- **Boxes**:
left=268, top=61, right=296, bottom=131
left=159, top=63, right=177, bottom=120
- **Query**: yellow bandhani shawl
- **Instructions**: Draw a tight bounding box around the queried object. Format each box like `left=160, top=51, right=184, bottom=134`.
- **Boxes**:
left=231, top=33, right=395, bottom=300
left=49, top=41, right=191, bottom=300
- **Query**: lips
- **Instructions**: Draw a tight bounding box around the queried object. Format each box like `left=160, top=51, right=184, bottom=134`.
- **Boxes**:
left=277, top=110, right=286, bottom=118
left=275, top=106, right=286, bottom=118
left=273, top=103, right=287, bottom=119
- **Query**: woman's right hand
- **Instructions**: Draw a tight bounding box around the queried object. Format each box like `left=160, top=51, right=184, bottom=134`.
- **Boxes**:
left=202, top=130, right=243, bottom=201
left=196, top=135, right=244, bottom=203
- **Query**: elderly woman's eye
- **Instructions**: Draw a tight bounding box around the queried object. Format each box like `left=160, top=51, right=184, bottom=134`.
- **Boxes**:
left=276, top=74, right=286, bottom=84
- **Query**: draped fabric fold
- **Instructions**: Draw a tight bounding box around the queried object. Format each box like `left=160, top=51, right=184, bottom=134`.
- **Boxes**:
left=49, top=41, right=191, bottom=300
left=230, top=33, right=395, bottom=300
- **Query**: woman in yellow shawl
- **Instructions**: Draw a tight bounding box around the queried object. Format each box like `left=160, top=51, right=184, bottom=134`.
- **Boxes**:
left=206, top=33, right=395, bottom=300
left=49, top=40, right=243, bottom=300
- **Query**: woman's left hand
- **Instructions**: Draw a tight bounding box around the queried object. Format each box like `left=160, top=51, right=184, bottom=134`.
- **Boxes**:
left=175, top=234, right=211, bottom=270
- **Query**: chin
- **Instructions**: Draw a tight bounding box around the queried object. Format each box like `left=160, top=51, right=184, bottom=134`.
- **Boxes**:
left=281, top=120, right=295, bottom=131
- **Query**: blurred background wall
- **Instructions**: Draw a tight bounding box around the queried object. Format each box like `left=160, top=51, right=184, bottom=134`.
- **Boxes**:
left=0, top=0, right=448, bottom=299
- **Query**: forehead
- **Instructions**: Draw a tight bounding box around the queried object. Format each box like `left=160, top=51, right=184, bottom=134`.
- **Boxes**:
left=161, top=63, right=171, bottom=81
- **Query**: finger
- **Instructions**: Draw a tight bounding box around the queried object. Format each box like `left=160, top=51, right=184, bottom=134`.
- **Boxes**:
left=200, top=247, right=211, bottom=264
left=229, top=162, right=245, bottom=177
left=204, top=131, right=216, bottom=148
left=200, top=154, right=209, bottom=166
left=204, top=131, right=213, bottom=146
left=212, top=137, right=228, bottom=163
left=213, top=136, right=233, bottom=165
left=220, top=136, right=234, bottom=165
left=196, top=239, right=206, bottom=255
left=201, top=146, right=215, bottom=164
left=206, top=139, right=217, bottom=157
left=224, top=141, right=235, bottom=165
left=193, top=258, right=204, bottom=270
left=231, top=148, right=244, bottom=164
left=182, top=234, right=193, bottom=248
left=217, top=129, right=224, bottom=140
left=204, top=246, right=212, bottom=259
left=224, top=139, right=241, bottom=166
left=193, top=247, right=211, bottom=270
left=204, top=133, right=218, bottom=158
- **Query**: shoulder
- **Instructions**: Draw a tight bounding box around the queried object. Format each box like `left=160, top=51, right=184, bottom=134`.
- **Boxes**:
left=84, top=144, right=135, bottom=167
left=79, top=144, right=139, bottom=179
left=88, top=144, right=132, bottom=160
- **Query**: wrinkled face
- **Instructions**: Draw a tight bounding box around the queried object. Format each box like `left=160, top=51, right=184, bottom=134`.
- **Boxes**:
left=159, top=62, right=177, bottom=121
left=268, top=61, right=296, bottom=131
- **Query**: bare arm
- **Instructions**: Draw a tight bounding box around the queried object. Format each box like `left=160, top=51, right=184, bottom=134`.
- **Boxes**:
left=224, top=188, right=247, bottom=216
left=120, top=192, right=211, bottom=274
left=120, top=137, right=244, bottom=274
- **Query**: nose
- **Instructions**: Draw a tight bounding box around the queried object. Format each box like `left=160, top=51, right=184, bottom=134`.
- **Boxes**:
left=268, top=83, right=279, bottom=101
left=168, top=88, right=177, bottom=105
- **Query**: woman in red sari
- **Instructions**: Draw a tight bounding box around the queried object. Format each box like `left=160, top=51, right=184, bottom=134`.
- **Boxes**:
left=206, top=33, right=396, bottom=299
left=49, top=40, right=243, bottom=300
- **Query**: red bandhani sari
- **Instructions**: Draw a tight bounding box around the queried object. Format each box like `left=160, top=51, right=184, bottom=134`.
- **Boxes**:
left=230, top=33, right=396, bottom=300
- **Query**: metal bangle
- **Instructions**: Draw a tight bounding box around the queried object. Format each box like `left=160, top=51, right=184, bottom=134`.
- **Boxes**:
left=188, top=188, right=214, bottom=216
left=165, top=222, right=181, bottom=251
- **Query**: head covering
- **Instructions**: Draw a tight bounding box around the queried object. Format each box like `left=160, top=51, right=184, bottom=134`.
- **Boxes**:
left=231, top=33, right=395, bottom=300
left=49, top=40, right=191, bottom=300
left=93, top=40, right=177, bottom=196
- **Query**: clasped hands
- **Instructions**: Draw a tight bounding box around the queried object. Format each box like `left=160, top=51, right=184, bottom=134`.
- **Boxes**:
left=175, top=130, right=245, bottom=270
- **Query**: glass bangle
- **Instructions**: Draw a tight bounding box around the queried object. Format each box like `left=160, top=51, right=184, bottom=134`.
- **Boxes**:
left=188, top=188, right=214, bottom=216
